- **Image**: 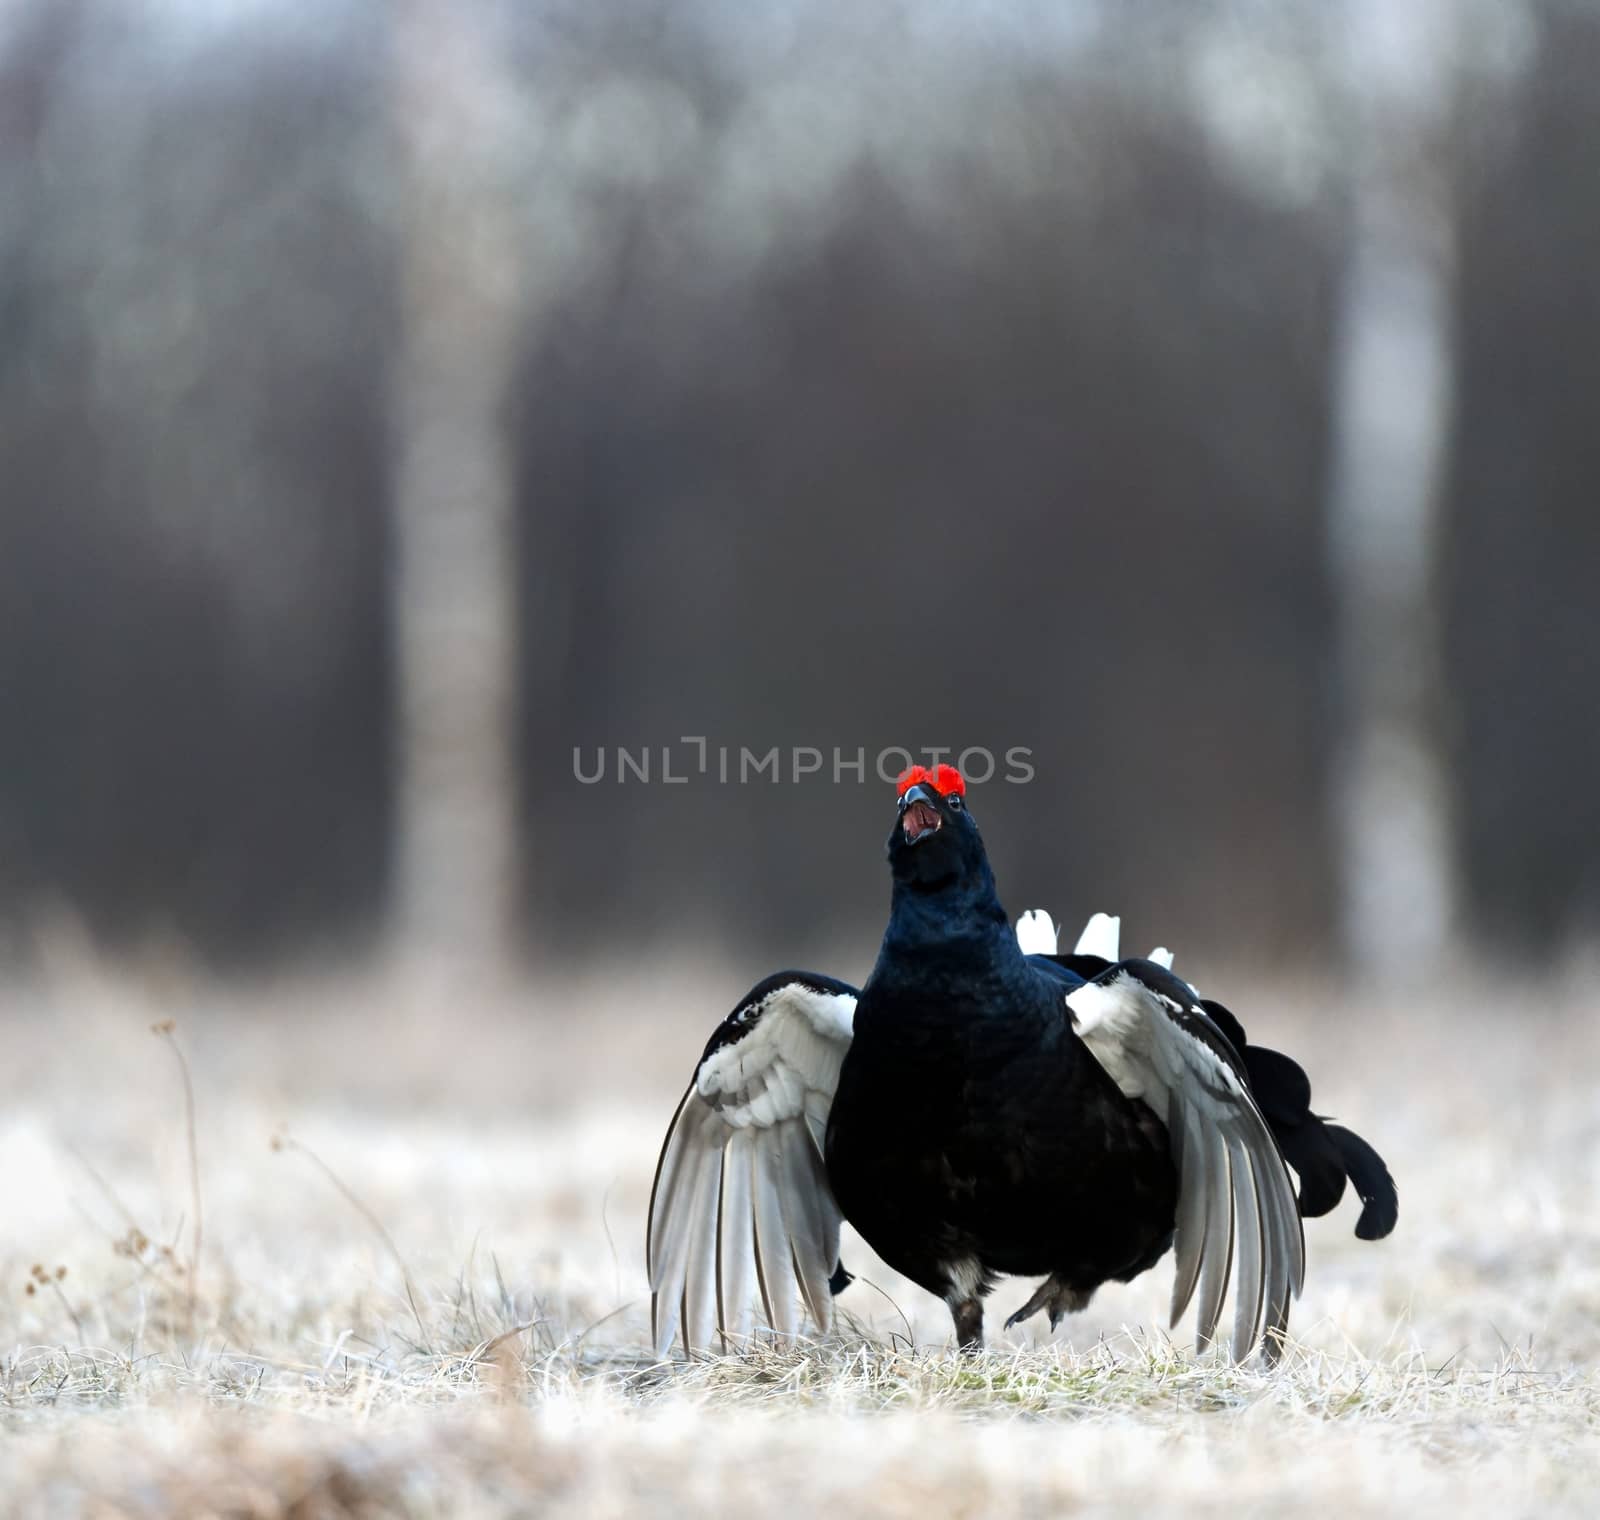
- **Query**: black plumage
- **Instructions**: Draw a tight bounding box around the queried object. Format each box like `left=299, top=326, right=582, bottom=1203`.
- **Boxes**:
left=648, top=768, right=1397, bottom=1359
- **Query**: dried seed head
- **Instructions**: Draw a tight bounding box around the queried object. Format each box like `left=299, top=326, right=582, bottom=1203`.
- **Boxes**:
left=55, top=1266, right=67, bottom=1280
left=150, top=1018, right=177, bottom=1035
left=24, top=1283, right=35, bottom=1296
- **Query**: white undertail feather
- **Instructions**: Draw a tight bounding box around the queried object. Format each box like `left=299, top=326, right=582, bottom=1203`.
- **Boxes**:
left=1014, top=910, right=1059, bottom=955
left=1073, top=912, right=1121, bottom=960
left=1022, top=910, right=1183, bottom=976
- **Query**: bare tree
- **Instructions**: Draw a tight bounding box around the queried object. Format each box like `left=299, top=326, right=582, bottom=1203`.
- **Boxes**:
left=1327, top=0, right=1462, bottom=975
left=387, top=0, right=523, bottom=972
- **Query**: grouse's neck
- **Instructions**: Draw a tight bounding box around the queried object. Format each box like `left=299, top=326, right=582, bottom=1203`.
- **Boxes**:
left=873, top=859, right=1025, bottom=991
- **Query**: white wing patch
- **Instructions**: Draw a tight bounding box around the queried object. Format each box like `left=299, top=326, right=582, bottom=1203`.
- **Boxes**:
left=1062, top=975, right=1152, bottom=1095
left=696, top=988, right=853, bottom=1135
left=1065, top=966, right=1305, bottom=1361
left=649, top=979, right=856, bottom=1358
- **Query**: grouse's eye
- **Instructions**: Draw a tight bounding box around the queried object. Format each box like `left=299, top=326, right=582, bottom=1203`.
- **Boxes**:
left=947, top=794, right=964, bottom=812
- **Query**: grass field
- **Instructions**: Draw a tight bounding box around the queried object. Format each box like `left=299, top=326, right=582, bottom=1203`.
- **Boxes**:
left=3, top=946, right=1597, bottom=1517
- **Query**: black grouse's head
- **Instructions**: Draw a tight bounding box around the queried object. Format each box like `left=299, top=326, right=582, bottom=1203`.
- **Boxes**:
left=886, top=763, right=989, bottom=890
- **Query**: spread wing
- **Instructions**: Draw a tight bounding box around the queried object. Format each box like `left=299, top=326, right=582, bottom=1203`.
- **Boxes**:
left=646, top=971, right=857, bottom=1358
left=1064, top=958, right=1306, bottom=1361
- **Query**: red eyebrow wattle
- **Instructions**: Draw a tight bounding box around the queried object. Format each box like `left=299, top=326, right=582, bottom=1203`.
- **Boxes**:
left=896, top=765, right=933, bottom=797
left=897, top=763, right=966, bottom=797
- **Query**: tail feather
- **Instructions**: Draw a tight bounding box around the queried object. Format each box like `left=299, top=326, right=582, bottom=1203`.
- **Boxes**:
left=1200, top=998, right=1397, bottom=1241
left=1325, top=1124, right=1399, bottom=1241
left=1267, top=1109, right=1350, bottom=1219
left=1236, top=1044, right=1312, bottom=1125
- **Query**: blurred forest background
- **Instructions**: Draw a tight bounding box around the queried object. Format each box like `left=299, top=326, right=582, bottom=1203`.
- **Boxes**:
left=2, top=0, right=1597, bottom=984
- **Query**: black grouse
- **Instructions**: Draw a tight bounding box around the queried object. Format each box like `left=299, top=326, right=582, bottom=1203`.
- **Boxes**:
left=648, top=763, right=1397, bottom=1358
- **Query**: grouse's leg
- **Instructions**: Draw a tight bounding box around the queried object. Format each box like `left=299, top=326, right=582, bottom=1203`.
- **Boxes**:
left=950, top=1297, right=984, bottom=1352
left=1003, top=1275, right=1095, bottom=1333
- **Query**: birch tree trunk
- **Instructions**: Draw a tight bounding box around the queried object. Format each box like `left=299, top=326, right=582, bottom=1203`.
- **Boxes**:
left=387, top=0, right=522, bottom=974
left=1327, top=0, right=1461, bottom=975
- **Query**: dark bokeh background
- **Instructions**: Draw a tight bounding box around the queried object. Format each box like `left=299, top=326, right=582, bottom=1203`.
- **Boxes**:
left=1, top=0, right=1595, bottom=974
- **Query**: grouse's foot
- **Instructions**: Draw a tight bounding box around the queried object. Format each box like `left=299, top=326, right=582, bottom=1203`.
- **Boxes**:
left=950, top=1297, right=984, bottom=1352
left=1004, top=1275, right=1095, bottom=1332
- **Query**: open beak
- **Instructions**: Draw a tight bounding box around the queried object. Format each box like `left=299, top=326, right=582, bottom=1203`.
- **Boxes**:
left=900, top=782, right=942, bottom=845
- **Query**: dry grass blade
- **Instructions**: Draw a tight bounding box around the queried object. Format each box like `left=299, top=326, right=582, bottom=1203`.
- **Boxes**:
left=272, top=1133, right=431, bottom=1351
left=150, top=1020, right=202, bottom=1340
